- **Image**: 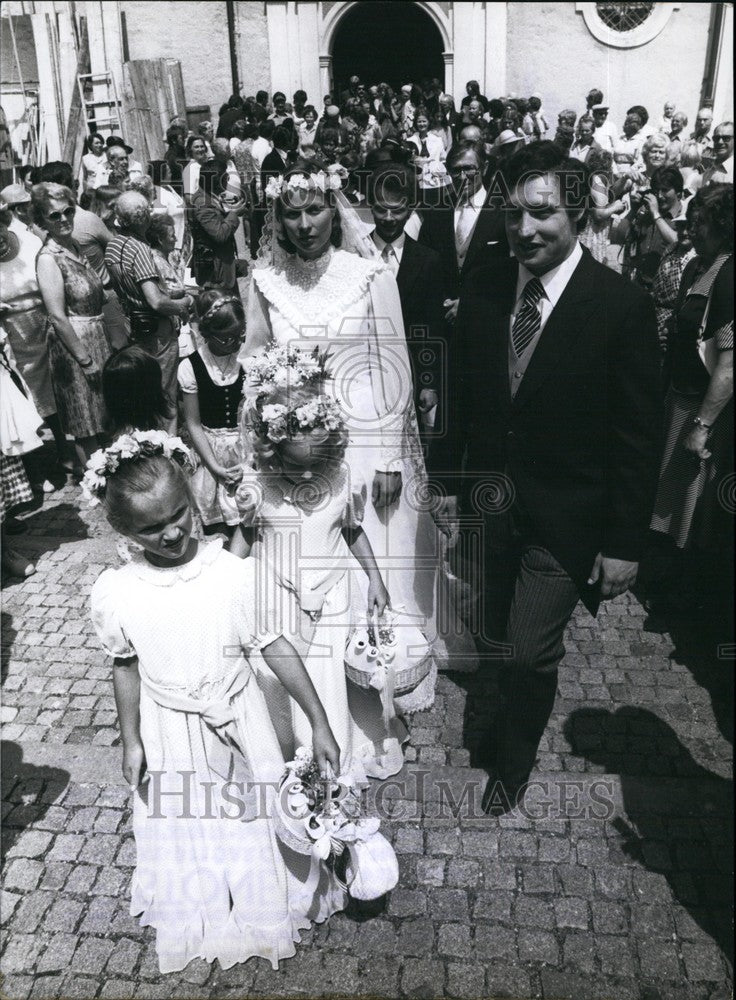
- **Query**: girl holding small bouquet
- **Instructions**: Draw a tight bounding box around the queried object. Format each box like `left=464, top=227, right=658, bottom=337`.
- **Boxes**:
left=232, top=345, right=407, bottom=780
left=85, top=430, right=345, bottom=974
left=178, top=290, right=245, bottom=529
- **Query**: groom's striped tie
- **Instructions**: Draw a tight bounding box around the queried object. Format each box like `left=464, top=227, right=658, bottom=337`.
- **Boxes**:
left=511, top=277, right=545, bottom=358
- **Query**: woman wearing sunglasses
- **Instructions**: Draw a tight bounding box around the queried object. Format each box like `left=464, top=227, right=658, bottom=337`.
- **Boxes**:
left=33, top=182, right=112, bottom=470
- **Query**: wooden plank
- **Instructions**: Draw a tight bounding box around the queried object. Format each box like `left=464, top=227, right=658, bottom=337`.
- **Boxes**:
left=30, top=12, right=62, bottom=159
left=56, top=9, right=78, bottom=126
left=61, top=16, right=89, bottom=175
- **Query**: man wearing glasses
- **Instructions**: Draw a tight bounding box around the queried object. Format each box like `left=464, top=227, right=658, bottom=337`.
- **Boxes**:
left=703, top=122, right=734, bottom=184
left=418, top=141, right=512, bottom=323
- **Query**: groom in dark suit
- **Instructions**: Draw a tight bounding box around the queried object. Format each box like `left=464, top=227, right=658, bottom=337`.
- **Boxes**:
left=366, top=162, right=448, bottom=439
left=429, top=141, right=662, bottom=812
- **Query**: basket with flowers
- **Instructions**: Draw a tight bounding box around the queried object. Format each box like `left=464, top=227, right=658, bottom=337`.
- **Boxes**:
left=273, top=747, right=398, bottom=901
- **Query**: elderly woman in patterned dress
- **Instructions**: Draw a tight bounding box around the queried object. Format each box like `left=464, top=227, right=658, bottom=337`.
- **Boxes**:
left=33, top=182, right=112, bottom=469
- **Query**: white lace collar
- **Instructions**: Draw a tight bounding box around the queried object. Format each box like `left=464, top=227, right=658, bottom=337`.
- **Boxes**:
left=127, top=538, right=224, bottom=587
left=253, top=248, right=385, bottom=330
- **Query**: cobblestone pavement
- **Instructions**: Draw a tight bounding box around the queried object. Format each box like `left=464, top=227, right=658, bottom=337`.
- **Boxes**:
left=1, top=471, right=733, bottom=1000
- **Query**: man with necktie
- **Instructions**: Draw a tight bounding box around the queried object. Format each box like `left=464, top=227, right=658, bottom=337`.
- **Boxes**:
left=430, top=141, right=662, bottom=813
left=366, top=162, right=447, bottom=443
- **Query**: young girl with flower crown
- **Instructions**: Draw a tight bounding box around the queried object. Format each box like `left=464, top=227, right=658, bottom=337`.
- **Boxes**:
left=85, top=430, right=346, bottom=974
left=177, top=289, right=246, bottom=529
left=231, top=346, right=407, bottom=781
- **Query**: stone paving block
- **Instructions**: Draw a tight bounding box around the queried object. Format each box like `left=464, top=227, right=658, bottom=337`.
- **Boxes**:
left=481, top=860, right=517, bottom=890
left=3, top=859, right=44, bottom=891
left=416, top=857, right=445, bottom=886
left=105, top=938, right=142, bottom=977
left=518, top=928, right=560, bottom=965
left=539, top=969, right=638, bottom=1000
left=460, top=830, right=498, bottom=858
left=78, top=834, right=119, bottom=865
left=563, top=931, right=597, bottom=973
left=630, top=902, right=675, bottom=937
left=518, top=864, right=555, bottom=894
left=13, top=893, right=54, bottom=934
left=356, top=956, right=401, bottom=998
left=400, top=958, right=445, bottom=998
left=46, top=834, right=85, bottom=863
left=355, top=919, right=397, bottom=954
left=5, top=829, right=54, bottom=860
left=0, top=974, right=34, bottom=1000
left=445, top=858, right=482, bottom=888
left=29, top=975, right=65, bottom=999
left=44, top=897, right=85, bottom=934
left=680, top=940, right=727, bottom=982
left=394, top=826, right=423, bottom=854
left=597, top=935, right=637, bottom=978
left=472, top=889, right=512, bottom=923
left=594, top=865, right=633, bottom=899
left=498, top=831, right=537, bottom=858
left=79, top=896, right=118, bottom=935
left=386, top=888, right=427, bottom=918
left=1, top=933, right=44, bottom=974
left=556, top=864, right=594, bottom=896
left=59, top=977, right=101, bottom=999
left=1, top=890, right=22, bottom=923
left=554, top=896, right=590, bottom=930
left=397, top=918, right=435, bottom=957
left=38, top=861, right=72, bottom=891
left=484, top=964, right=534, bottom=999
left=446, top=961, right=485, bottom=999
left=425, top=827, right=461, bottom=855
left=99, top=980, right=137, bottom=999
left=437, top=922, right=472, bottom=958
left=638, top=939, right=683, bottom=980
left=428, top=888, right=468, bottom=921
left=538, top=834, right=572, bottom=863
left=473, top=925, right=517, bottom=961
left=114, top=837, right=137, bottom=867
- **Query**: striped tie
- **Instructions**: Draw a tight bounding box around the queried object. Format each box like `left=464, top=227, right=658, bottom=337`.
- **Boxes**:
left=511, top=277, right=545, bottom=357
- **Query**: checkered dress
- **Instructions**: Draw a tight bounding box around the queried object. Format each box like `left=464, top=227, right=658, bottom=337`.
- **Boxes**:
left=0, top=454, right=32, bottom=523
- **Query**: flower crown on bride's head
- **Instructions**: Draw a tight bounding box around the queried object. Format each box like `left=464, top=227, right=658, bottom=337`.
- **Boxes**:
left=80, top=430, right=195, bottom=506
left=265, top=169, right=343, bottom=201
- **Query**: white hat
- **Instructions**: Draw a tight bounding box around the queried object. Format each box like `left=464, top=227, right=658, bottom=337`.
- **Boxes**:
left=591, top=103, right=609, bottom=112
left=494, top=130, right=523, bottom=148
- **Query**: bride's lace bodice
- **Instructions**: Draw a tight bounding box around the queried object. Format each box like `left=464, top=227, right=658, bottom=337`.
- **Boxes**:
left=242, top=248, right=415, bottom=471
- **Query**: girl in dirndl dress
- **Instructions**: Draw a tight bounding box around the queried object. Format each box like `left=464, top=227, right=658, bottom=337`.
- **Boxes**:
left=178, top=290, right=245, bottom=530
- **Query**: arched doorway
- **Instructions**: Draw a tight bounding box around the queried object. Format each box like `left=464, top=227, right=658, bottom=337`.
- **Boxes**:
left=331, top=2, right=445, bottom=98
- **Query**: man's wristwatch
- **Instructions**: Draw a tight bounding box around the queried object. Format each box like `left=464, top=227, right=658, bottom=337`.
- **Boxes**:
left=693, top=416, right=712, bottom=431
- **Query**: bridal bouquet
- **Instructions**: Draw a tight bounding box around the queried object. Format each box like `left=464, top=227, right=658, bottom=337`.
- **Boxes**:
left=241, top=344, right=329, bottom=397
left=273, top=747, right=398, bottom=900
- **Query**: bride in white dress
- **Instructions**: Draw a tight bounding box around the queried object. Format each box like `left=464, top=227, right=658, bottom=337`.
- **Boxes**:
left=239, top=165, right=475, bottom=699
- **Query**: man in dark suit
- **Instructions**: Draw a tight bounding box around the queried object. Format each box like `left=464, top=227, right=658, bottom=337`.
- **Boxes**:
left=418, top=140, right=514, bottom=323
left=260, top=126, right=291, bottom=192
left=429, top=142, right=662, bottom=812
left=366, top=163, right=448, bottom=442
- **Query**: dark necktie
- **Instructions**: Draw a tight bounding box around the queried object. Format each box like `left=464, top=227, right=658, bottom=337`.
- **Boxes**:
left=511, top=277, right=545, bottom=357
left=420, top=139, right=429, bottom=157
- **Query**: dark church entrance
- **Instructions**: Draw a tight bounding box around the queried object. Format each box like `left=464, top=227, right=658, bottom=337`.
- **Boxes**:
left=331, top=2, right=445, bottom=97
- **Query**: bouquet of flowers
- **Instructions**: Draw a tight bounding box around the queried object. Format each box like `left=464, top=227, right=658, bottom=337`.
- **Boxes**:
left=273, top=747, right=398, bottom=900
left=81, top=430, right=195, bottom=506
left=242, top=344, right=329, bottom=397
left=344, top=608, right=435, bottom=725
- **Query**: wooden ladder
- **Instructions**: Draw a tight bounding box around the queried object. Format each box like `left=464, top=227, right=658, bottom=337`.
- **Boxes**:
left=76, top=70, right=123, bottom=136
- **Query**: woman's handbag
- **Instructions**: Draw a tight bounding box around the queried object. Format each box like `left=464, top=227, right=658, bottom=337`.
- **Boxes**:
left=344, top=608, right=435, bottom=725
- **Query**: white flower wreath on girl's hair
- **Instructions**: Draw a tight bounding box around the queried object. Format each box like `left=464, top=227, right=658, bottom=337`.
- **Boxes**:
left=81, top=430, right=195, bottom=506
left=264, top=169, right=343, bottom=202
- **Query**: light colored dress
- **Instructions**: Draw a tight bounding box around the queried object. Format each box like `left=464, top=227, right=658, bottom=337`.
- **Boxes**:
left=90, top=540, right=346, bottom=974
left=37, top=238, right=111, bottom=437
left=1, top=219, right=56, bottom=418
left=242, top=247, right=475, bottom=693
left=239, top=462, right=408, bottom=779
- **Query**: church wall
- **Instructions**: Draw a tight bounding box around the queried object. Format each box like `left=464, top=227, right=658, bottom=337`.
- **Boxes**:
left=119, top=0, right=232, bottom=113
left=505, top=3, right=711, bottom=132
left=235, top=2, right=271, bottom=100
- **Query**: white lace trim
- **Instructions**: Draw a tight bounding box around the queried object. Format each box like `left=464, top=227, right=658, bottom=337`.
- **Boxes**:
left=252, top=249, right=386, bottom=332
left=127, top=538, right=224, bottom=587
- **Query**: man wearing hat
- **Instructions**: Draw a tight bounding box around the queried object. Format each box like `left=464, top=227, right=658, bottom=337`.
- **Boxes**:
left=0, top=183, right=45, bottom=241
left=98, top=136, right=143, bottom=188
left=590, top=104, right=618, bottom=152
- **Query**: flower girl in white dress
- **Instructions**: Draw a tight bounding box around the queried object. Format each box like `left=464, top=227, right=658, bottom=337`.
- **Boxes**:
left=231, top=348, right=408, bottom=780
left=85, top=431, right=346, bottom=973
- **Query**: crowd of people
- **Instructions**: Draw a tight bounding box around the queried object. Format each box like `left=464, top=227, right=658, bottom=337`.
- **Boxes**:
left=0, top=72, right=732, bottom=975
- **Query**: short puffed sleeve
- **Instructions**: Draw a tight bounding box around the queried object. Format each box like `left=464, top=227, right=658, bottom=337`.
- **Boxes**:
left=90, top=570, right=136, bottom=660
left=177, top=356, right=197, bottom=394
left=342, top=478, right=367, bottom=531
left=234, top=556, right=284, bottom=651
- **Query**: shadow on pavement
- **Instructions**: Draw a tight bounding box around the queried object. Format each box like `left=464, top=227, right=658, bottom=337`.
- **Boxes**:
left=565, top=706, right=734, bottom=968
left=1, top=741, right=71, bottom=858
